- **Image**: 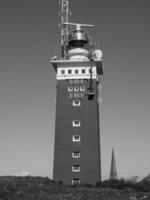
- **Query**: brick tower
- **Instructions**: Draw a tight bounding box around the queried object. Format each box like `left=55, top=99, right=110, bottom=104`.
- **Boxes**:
left=51, top=1, right=103, bottom=185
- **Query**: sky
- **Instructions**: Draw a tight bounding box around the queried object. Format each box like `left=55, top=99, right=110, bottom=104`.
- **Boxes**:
left=0, top=0, right=150, bottom=180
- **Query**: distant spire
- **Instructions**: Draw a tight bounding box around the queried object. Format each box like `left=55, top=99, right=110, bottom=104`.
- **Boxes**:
left=109, top=149, right=118, bottom=180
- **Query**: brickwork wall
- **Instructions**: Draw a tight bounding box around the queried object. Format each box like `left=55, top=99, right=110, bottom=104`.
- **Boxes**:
left=53, top=79, right=101, bottom=185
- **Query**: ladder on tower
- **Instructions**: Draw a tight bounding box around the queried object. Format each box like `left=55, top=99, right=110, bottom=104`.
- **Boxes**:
left=88, top=45, right=95, bottom=100
left=59, top=0, right=70, bottom=58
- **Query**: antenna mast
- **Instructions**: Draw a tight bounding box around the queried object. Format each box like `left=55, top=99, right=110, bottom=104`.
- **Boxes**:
left=60, top=0, right=70, bottom=58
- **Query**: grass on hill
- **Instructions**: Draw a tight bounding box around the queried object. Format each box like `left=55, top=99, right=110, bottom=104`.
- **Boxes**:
left=0, top=176, right=150, bottom=200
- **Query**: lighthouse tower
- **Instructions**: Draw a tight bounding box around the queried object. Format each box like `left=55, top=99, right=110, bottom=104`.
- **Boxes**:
left=51, top=0, right=103, bottom=185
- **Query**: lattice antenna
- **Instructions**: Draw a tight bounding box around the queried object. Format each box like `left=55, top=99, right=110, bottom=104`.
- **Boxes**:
left=59, top=0, right=70, bottom=58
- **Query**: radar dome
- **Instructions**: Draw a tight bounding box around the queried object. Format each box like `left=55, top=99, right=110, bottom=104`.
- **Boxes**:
left=92, top=49, right=102, bottom=60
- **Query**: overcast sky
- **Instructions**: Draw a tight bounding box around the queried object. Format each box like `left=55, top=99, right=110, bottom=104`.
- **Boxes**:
left=0, top=0, right=150, bottom=180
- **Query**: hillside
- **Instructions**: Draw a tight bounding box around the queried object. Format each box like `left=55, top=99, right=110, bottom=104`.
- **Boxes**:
left=0, top=176, right=150, bottom=200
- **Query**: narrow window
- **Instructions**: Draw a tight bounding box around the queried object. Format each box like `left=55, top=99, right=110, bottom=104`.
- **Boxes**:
left=72, top=179, right=80, bottom=185
left=69, top=80, right=74, bottom=84
left=75, top=69, right=78, bottom=74
left=72, top=152, right=80, bottom=158
left=69, top=93, right=73, bottom=98
left=72, top=165, right=80, bottom=172
left=68, top=69, right=72, bottom=74
left=80, top=86, right=85, bottom=91
left=82, top=69, right=85, bottom=74
left=89, top=69, right=91, bottom=74
left=78, top=93, right=84, bottom=98
left=74, top=86, right=79, bottom=91
left=61, top=69, right=65, bottom=74
left=80, top=80, right=84, bottom=84
left=72, top=120, right=80, bottom=127
left=74, top=93, right=79, bottom=98
left=74, top=79, right=79, bottom=84
left=68, top=86, right=73, bottom=92
left=73, top=100, right=80, bottom=106
left=72, top=135, right=80, bottom=142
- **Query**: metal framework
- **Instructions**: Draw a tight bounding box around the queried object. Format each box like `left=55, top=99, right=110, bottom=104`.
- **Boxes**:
left=60, top=0, right=70, bottom=58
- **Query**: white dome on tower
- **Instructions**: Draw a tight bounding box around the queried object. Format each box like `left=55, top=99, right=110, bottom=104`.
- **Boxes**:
left=68, top=48, right=89, bottom=61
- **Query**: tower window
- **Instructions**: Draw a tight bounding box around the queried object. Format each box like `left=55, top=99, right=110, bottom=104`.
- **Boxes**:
left=89, top=69, right=92, bottom=73
left=69, top=93, right=73, bottom=98
left=69, top=80, right=74, bottom=84
left=80, top=86, right=85, bottom=91
left=80, top=80, right=84, bottom=84
left=72, top=178, right=80, bottom=185
left=74, top=93, right=79, bottom=98
left=73, top=100, right=81, bottom=106
left=74, top=79, right=79, bottom=84
left=72, top=120, right=80, bottom=127
left=72, top=152, right=80, bottom=158
left=78, top=93, right=84, bottom=98
left=61, top=69, right=65, bottom=74
left=75, top=69, right=78, bottom=74
left=82, top=69, right=85, bottom=74
left=68, top=69, right=72, bottom=74
left=68, top=86, right=73, bottom=92
left=72, top=165, right=80, bottom=172
left=74, top=86, right=79, bottom=91
left=72, top=135, right=80, bottom=142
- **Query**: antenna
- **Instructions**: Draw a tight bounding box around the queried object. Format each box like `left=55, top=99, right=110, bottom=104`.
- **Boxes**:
left=60, top=0, right=70, bottom=58
left=63, top=22, right=94, bottom=28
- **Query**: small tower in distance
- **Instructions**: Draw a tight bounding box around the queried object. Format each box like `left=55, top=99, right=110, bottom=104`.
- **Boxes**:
left=109, top=149, right=118, bottom=180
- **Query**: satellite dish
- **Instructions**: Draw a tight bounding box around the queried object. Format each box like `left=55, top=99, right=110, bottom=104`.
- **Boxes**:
left=92, top=49, right=102, bottom=60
